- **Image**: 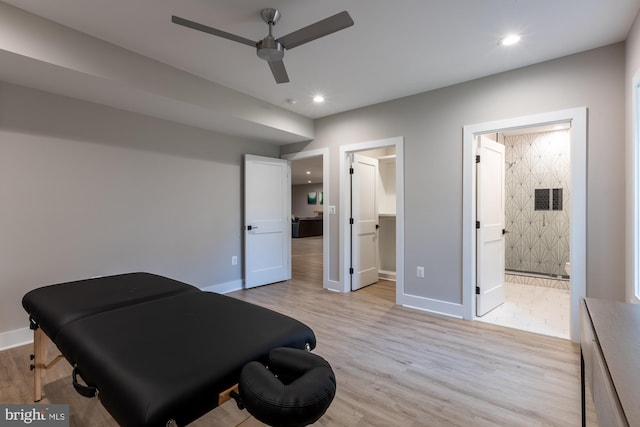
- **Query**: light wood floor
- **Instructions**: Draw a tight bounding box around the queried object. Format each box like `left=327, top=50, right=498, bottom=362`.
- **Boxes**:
left=0, top=236, right=596, bottom=426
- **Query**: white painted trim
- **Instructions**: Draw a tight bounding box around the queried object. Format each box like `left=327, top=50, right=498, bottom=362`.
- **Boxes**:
left=201, top=279, right=243, bottom=294
left=632, top=69, right=640, bottom=303
left=282, top=148, right=330, bottom=290
left=463, top=108, right=587, bottom=343
left=402, top=295, right=464, bottom=319
left=395, top=141, right=406, bottom=305
left=379, top=270, right=397, bottom=281
left=339, top=149, right=348, bottom=292
left=0, top=327, right=32, bottom=351
left=325, top=279, right=342, bottom=292
left=339, top=137, right=405, bottom=306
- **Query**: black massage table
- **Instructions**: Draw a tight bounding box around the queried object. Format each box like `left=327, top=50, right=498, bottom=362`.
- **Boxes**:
left=23, top=273, right=318, bottom=426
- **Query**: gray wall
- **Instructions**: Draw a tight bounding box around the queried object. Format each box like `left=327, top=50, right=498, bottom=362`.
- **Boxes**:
left=292, top=183, right=324, bottom=218
left=0, top=82, right=278, bottom=333
left=283, top=43, right=626, bottom=303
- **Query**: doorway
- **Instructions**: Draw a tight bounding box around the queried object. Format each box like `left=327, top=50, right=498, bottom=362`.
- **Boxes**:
left=339, top=137, right=405, bottom=305
left=290, top=156, right=324, bottom=286
left=282, top=148, right=330, bottom=289
left=462, top=108, right=587, bottom=343
left=475, top=126, right=572, bottom=339
left=349, top=148, right=397, bottom=291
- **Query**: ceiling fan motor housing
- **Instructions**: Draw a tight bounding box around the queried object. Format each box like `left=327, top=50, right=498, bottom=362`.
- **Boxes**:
left=257, top=36, right=284, bottom=61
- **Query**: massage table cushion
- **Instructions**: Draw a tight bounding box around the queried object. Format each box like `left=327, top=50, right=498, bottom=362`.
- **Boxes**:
left=22, top=272, right=199, bottom=340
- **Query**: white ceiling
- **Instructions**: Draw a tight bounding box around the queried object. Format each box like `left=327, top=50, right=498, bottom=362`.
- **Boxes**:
left=2, top=0, right=640, bottom=142
left=291, top=157, right=323, bottom=186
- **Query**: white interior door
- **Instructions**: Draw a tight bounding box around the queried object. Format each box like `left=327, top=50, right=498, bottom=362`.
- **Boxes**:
left=351, top=153, right=379, bottom=290
left=244, top=154, right=291, bottom=288
left=476, top=136, right=506, bottom=316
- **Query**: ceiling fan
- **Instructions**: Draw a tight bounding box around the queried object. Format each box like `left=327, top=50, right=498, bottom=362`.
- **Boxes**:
left=171, top=8, right=354, bottom=84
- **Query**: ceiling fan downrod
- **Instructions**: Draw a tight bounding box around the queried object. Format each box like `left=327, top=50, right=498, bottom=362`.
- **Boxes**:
left=257, top=8, right=284, bottom=61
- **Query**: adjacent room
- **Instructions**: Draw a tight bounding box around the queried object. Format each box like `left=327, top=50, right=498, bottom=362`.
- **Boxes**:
left=290, top=156, right=324, bottom=285
left=476, top=126, right=572, bottom=339
left=1, top=1, right=640, bottom=426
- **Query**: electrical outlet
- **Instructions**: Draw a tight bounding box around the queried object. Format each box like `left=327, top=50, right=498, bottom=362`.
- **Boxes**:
left=232, top=256, right=238, bottom=265
left=417, top=266, right=424, bottom=278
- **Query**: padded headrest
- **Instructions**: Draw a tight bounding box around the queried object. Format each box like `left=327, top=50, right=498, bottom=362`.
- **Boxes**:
left=239, top=347, right=336, bottom=427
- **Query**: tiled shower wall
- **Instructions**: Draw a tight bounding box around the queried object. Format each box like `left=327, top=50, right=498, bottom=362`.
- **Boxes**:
left=504, top=130, right=571, bottom=277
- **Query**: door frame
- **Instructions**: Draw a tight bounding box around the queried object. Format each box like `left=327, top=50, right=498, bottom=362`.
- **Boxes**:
left=339, top=136, right=404, bottom=305
left=282, top=148, right=330, bottom=290
left=462, top=107, right=587, bottom=342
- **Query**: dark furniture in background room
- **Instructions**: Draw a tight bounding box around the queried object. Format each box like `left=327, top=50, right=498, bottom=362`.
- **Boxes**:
left=292, top=216, right=323, bottom=238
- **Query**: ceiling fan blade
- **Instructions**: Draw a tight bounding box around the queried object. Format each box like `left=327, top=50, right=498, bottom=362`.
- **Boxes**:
left=278, top=11, right=354, bottom=50
left=171, top=15, right=256, bottom=48
left=268, top=60, right=290, bottom=84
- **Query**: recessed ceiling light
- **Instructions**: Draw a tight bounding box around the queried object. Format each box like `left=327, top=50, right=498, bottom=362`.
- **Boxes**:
left=499, top=34, right=521, bottom=46
left=308, top=180, right=312, bottom=183
left=313, top=95, right=325, bottom=103
left=306, top=171, right=311, bottom=174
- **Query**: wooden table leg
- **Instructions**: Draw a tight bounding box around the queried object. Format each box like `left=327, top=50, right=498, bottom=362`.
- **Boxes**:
left=33, top=328, right=48, bottom=402
left=218, top=384, right=239, bottom=406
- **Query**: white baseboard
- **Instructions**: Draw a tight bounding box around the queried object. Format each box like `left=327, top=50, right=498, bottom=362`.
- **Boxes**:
left=201, top=279, right=243, bottom=294
left=400, top=294, right=463, bottom=319
left=324, top=279, right=344, bottom=292
left=379, top=270, right=396, bottom=281
left=0, top=327, right=32, bottom=351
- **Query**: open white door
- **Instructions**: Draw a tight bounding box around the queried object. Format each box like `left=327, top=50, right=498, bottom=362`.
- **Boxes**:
left=476, top=136, right=506, bottom=316
left=351, top=153, right=379, bottom=291
left=244, top=154, right=291, bottom=288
